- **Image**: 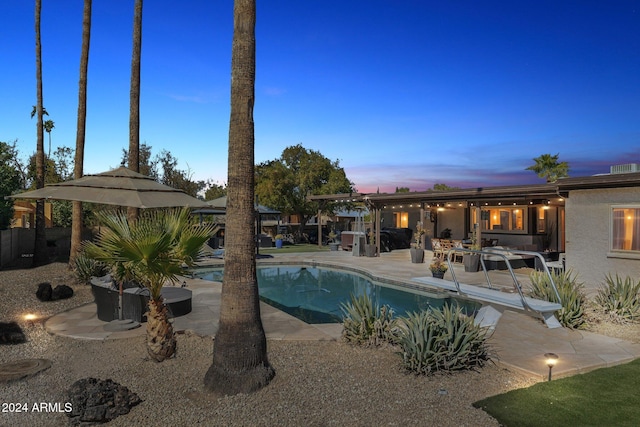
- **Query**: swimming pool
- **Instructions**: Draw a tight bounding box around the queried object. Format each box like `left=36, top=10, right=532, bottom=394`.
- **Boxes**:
left=193, top=265, right=478, bottom=324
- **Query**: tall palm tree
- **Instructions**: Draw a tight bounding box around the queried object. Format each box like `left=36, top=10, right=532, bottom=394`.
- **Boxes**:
left=204, top=0, right=275, bottom=395
left=33, top=0, right=48, bottom=265
left=70, top=0, right=92, bottom=264
left=84, top=208, right=214, bottom=362
left=127, top=0, right=143, bottom=222
left=43, top=119, right=54, bottom=157
left=526, top=153, right=570, bottom=183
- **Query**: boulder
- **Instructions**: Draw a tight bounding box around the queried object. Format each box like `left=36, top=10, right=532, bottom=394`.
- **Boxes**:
left=35, top=282, right=53, bottom=301
left=52, top=284, right=74, bottom=300
left=0, top=322, right=27, bottom=345
left=66, top=378, right=142, bottom=425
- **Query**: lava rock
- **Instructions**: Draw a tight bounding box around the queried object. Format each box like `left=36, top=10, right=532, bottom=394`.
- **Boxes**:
left=36, top=282, right=53, bottom=301
left=0, top=322, right=27, bottom=344
left=66, top=377, right=142, bottom=425
left=52, top=284, right=74, bottom=300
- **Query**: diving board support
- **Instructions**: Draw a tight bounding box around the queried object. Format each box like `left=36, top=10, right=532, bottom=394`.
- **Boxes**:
left=474, top=304, right=505, bottom=330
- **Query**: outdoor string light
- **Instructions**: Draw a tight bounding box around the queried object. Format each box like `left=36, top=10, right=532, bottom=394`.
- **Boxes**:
left=544, top=352, right=559, bottom=381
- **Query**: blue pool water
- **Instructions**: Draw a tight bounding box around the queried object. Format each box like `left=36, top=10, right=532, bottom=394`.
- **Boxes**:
left=193, top=265, right=478, bottom=324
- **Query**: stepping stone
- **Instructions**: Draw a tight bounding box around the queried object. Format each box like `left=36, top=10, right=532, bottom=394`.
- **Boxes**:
left=0, top=358, right=52, bottom=383
left=103, top=319, right=141, bottom=332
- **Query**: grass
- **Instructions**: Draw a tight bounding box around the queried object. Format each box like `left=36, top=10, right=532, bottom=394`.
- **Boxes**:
left=258, top=244, right=331, bottom=254
left=473, top=358, right=640, bottom=426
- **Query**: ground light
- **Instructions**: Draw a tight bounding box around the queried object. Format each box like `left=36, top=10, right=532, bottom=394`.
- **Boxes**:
left=23, top=313, right=38, bottom=326
left=545, top=352, right=559, bottom=381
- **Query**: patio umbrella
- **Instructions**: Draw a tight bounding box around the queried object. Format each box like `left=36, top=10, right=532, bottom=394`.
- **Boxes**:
left=7, top=166, right=209, bottom=329
left=7, top=166, right=209, bottom=208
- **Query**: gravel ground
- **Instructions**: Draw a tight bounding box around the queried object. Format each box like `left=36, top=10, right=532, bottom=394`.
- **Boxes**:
left=2, top=262, right=636, bottom=427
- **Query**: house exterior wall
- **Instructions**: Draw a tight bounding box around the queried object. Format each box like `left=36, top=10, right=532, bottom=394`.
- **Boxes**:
left=565, top=187, right=640, bottom=294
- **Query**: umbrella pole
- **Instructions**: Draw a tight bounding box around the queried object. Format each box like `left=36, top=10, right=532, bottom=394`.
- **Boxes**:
left=119, top=281, right=124, bottom=320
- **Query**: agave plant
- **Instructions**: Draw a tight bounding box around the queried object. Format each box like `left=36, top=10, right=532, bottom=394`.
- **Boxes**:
left=528, top=269, right=586, bottom=329
left=83, top=207, right=214, bottom=362
left=595, top=274, right=640, bottom=323
left=396, top=304, right=490, bottom=375
left=340, top=293, right=397, bottom=346
left=72, top=250, right=108, bottom=284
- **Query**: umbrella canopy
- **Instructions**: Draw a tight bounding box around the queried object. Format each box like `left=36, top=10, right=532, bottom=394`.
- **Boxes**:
left=201, top=195, right=280, bottom=214
left=7, top=166, right=209, bottom=209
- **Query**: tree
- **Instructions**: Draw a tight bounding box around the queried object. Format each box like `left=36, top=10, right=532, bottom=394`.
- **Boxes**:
left=255, top=144, right=354, bottom=240
left=70, top=0, right=92, bottom=263
left=433, top=183, right=460, bottom=191
left=395, top=186, right=410, bottom=193
left=204, top=181, right=227, bottom=201
left=44, top=119, right=54, bottom=157
left=122, top=143, right=158, bottom=180
left=526, top=153, right=569, bottom=183
left=84, top=208, right=214, bottom=361
left=121, top=145, right=205, bottom=197
left=156, top=150, right=206, bottom=198
left=204, top=0, right=275, bottom=395
left=127, top=0, right=143, bottom=222
left=33, top=0, right=48, bottom=265
left=0, top=141, right=23, bottom=230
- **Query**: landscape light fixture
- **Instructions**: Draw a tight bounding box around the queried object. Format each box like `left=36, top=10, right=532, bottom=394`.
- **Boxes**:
left=544, top=352, right=559, bottom=381
left=23, top=313, right=38, bottom=327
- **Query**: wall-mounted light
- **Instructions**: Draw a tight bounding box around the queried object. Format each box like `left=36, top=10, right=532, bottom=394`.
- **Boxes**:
left=544, top=352, right=559, bottom=381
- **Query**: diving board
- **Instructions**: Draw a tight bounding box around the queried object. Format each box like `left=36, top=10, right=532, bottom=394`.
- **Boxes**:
left=411, top=248, right=564, bottom=330
left=411, top=276, right=562, bottom=329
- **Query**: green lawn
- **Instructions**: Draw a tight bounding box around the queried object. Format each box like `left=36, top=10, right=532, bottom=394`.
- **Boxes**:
left=473, top=358, right=640, bottom=426
left=258, top=244, right=330, bottom=254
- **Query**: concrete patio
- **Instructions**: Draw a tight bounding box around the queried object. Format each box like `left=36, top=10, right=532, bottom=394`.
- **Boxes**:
left=45, top=248, right=640, bottom=380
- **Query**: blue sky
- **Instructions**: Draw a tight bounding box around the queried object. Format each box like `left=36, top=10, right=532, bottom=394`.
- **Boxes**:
left=2, top=1, right=639, bottom=193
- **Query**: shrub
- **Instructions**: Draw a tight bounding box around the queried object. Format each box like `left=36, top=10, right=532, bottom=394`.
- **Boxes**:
left=595, top=274, right=640, bottom=324
left=72, top=251, right=108, bottom=284
left=396, top=304, right=490, bottom=375
left=340, top=293, right=397, bottom=346
left=528, top=270, right=586, bottom=329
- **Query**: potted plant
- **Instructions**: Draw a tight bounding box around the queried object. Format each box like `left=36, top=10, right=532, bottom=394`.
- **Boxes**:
left=464, top=226, right=481, bottom=272
left=429, top=258, right=448, bottom=279
left=274, top=234, right=283, bottom=249
left=364, top=230, right=377, bottom=257
left=410, top=221, right=425, bottom=263
left=328, top=230, right=339, bottom=251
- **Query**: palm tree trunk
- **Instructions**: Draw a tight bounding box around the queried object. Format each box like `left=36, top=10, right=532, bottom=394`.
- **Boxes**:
left=146, top=297, right=176, bottom=362
left=33, top=0, right=48, bottom=266
left=70, top=0, right=92, bottom=264
left=204, top=0, right=274, bottom=395
left=127, top=0, right=142, bottom=223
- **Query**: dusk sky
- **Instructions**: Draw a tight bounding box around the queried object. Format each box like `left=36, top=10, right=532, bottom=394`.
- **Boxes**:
left=2, top=1, right=639, bottom=194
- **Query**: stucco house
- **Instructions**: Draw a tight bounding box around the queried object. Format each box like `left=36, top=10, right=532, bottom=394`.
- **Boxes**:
left=310, top=165, right=640, bottom=294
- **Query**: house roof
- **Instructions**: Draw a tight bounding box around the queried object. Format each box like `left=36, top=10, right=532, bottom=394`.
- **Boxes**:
left=306, top=172, right=640, bottom=207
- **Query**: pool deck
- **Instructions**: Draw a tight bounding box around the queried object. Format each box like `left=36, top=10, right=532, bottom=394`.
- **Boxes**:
left=46, top=249, right=640, bottom=380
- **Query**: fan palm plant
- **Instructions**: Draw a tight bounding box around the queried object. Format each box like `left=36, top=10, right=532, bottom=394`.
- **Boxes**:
left=84, top=207, right=214, bottom=361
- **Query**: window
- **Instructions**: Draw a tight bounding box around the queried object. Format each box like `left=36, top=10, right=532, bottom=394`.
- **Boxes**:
left=394, top=211, right=408, bottom=228
left=474, top=206, right=525, bottom=232
left=612, top=206, right=640, bottom=251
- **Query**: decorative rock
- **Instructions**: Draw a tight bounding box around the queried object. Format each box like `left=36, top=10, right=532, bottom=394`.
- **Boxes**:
left=0, top=358, right=51, bottom=383
left=66, top=377, right=142, bottom=425
left=52, top=284, right=74, bottom=300
left=0, top=322, right=27, bottom=344
left=36, top=282, right=53, bottom=301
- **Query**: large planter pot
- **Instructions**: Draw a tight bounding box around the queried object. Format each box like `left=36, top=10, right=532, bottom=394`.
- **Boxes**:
left=410, top=247, right=425, bottom=263
left=329, top=242, right=339, bottom=251
left=364, top=244, right=377, bottom=257
left=431, top=270, right=445, bottom=279
left=275, top=239, right=283, bottom=249
left=464, top=253, right=480, bottom=272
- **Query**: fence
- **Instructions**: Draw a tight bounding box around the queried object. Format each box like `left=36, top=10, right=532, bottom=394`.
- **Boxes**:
left=0, top=228, right=35, bottom=269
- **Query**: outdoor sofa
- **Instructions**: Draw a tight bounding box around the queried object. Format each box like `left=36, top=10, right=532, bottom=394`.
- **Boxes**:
left=90, top=275, right=192, bottom=322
